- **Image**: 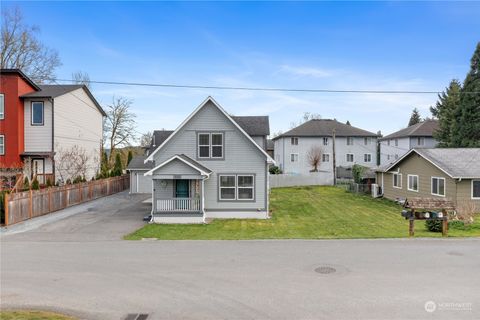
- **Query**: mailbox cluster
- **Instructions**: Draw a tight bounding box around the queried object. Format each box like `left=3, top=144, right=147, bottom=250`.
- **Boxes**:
left=401, top=210, right=444, bottom=220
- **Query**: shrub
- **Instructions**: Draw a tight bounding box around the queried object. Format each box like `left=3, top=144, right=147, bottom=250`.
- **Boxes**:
left=448, top=220, right=466, bottom=230
left=455, top=201, right=476, bottom=225
left=352, top=164, right=366, bottom=183
left=0, top=190, right=10, bottom=224
left=72, top=176, right=84, bottom=184
left=46, top=178, right=53, bottom=187
left=425, top=219, right=443, bottom=232
left=23, top=177, right=30, bottom=190
left=66, top=178, right=72, bottom=185
left=269, top=165, right=282, bottom=175
left=31, top=178, right=40, bottom=190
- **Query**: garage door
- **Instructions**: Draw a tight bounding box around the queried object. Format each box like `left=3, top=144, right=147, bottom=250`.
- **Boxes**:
left=131, top=170, right=152, bottom=193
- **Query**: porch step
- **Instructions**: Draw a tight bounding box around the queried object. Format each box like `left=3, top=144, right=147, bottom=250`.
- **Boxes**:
left=152, top=213, right=204, bottom=224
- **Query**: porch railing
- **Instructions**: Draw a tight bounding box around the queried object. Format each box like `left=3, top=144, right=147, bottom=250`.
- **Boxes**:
left=156, top=198, right=201, bottom=212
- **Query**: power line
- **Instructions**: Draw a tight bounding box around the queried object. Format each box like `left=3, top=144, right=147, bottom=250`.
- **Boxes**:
left=48, top=78, right=480, bottom=95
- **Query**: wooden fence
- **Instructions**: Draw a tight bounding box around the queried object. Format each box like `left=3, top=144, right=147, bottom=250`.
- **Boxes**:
left=3, top=175, right=129, bottom=226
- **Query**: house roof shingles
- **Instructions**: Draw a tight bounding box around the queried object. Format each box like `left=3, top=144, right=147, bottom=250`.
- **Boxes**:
left=231, top=116, right=270, bottom=136
left=273, top=119, right=378, bottom=140
left=380, top=120, right=439, bottom=140
left=127, top=155, right=154, bottom=170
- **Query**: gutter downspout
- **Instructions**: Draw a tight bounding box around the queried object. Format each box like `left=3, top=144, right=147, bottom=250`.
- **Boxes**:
left=51, top=98, right=55, bottom=182
left=202, top=174, right=210, bottom=223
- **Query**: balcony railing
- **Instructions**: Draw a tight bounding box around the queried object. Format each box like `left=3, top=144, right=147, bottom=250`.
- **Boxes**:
left=156, top=198, right=201, bottom=212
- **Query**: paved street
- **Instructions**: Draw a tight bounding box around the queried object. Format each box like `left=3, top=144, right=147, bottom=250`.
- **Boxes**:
left=1, top=193, right=479, bottom=319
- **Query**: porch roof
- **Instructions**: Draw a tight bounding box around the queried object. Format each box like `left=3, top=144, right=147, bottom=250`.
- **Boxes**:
left=20, top=151, right=55, bottom=158
left=145, top=154, right=212, bottom=177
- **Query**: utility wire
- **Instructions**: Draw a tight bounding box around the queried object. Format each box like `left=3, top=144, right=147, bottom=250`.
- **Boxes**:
left=47, top=78, right=480, bottom=95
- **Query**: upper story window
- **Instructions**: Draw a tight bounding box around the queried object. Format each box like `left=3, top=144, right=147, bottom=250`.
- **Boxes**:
left=417, top=137, right=425, bottom=146
left=364, top=137, right=371, bottom=145
left=291, top=137, right=298, bottom=145
left=31, top=101, right=44, bottom=125
left=0, top=94, right=4, bottom=119
left=322, top=154, right=330, bottom=162
left=395, top=139, right=399, bottom=147
left=346, top=153, right=354, bottom=162
left=364, top=154, right=372, bottom=162
left=290, top=153, right=298, bottom=162
left=323, top=137, right=328, bottom=145
left=387, top=140, right=391, bottom=146
left=346, top=137, right=354, bottom=145
left=198, top=132, right=223, bottom=159
left=0, top=135, right=4, bottom=155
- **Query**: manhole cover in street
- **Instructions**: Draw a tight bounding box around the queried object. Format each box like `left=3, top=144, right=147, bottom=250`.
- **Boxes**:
left=315, top=266, right=337, bottom=274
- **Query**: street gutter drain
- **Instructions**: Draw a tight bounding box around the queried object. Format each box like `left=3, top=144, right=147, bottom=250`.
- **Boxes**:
left=315, top=266, right=336, bottom=274
left=125, top=314, right=149, bottom=320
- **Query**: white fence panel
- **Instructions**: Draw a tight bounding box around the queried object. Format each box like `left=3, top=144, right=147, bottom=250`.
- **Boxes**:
left=269, top=172, right=334, bottom=188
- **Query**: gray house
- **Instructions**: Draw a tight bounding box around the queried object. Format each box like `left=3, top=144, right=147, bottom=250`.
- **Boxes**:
left=141, top=97, right=274, bottom=223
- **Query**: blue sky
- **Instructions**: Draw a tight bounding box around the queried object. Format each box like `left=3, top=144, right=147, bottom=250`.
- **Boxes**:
left=4, top=1, right=480, bottom=138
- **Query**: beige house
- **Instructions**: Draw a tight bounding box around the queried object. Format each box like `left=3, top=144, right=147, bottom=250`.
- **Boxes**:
left=376, top=148, right=480, bottom=209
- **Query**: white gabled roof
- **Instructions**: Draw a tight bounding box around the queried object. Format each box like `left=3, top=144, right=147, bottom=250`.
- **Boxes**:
left=144, top=154, right=212, bottom=177
left=145, top=96, right=275, bottom=164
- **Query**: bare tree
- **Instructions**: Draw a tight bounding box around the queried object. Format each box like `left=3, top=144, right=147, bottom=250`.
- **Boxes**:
left=104, top=97, right=137, bottom=162
left=1, top=7, right=61, bottom=83
left=307, top=145, right=323, bottom=172
left=139, top=131, right=153, bottom=147
left=72, top=71, right=91, bottom=89
left=55, top=145, right=91, bottom=184
left=290, top=112, right=322, bottom=129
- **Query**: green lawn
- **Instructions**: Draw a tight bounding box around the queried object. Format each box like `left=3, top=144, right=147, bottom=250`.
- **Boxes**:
left=125, top=186, right=480, bottom=240
left=0, top=311, right=75, bottom=320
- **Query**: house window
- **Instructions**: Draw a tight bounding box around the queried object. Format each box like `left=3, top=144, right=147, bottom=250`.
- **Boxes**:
left=472, top=180, right=480, bottom=199
left=431, top=177, right=445, bottom=196
left=393, top=173, right=402, bottom=189
left=387, top=140, right=391, bottom=146
left=0, top=93, right=4, bottom=119
left=346, top=154, right=354, bottom=162
left=395, top=139, right=399, bottom=147
left=0, top=135, right=4, bottom=155
left=395, top=154, right=399, bottom=160
left=408, top=175, right=419, bottom=192
left=237, top=175, right=254, bottom=200
left=323, top=137, right=328, bottom=145
left=417, top=137, right=425, bottom=146
left=219, top=175, right=236, bottom=200
left=364, top=137, right=371, bottom=145
left=291, top=137, right=298, bottom=145
left=346, top=137, right=354, bottom=145
left=290, top=153, right=298, bottom=162
left=198, top=133, right=223, bottom=159
left=364, top=154, right=372, bottom=162
left=31, top=101, right=44, bottom=125
left=387, top=155, right=391, bottom=161
left=219, top=174, right=255, bottom=201
left=322, top=154, right=330, bottom=162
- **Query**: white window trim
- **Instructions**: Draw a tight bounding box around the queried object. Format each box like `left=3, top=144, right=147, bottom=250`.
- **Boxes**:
left=237, top=174, right=255, bottom=201
left=211, top=132, right=223, bottom=159
left=393, top=173, right=402, bottom=189
left=471, top=180, right=480, bottom=200
left=31, top=101, right=44, bottom=126
left=0, top=134, right=4, bottom=155
left=290, top=153, right=299, bottom=162
left=364, top=137, right=371, bottom=145
left=198, top=133, right=210, bottom=159
left=364, top=153, right=372, bottom=163
left=431, top=176, right=446, bottom=197
left=322, top=153, right=330, bottom=162
left=346, top=153, right=354, bottom=162
left=346, top=137, right=354, bottom=145
left=417, top=137, right=425, bottom=146
left=323, top=137, right=328, bottom=146
left=219, top=175, right=236, bottom=200
left=407, top=174, right=419, bottom=192
left=291, top=137, right=298, bottom=145
left=0, top=93, right=4, bottom=119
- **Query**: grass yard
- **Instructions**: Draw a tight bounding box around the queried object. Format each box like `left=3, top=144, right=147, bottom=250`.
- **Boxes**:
left=0, top=310, right=76, bottom=320
left=125, top=186, right=480, bottom=240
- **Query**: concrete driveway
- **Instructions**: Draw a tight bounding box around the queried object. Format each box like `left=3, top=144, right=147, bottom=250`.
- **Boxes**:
left=1, top=191, right=151, bottom=242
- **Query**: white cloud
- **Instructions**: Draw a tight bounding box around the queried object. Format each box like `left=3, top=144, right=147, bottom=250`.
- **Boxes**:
left=279, top=65, right=333, bottom=78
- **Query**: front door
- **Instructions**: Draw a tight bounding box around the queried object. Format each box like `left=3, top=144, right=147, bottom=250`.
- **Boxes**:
left=175, top=180, right=190, bottom=198
left=32, top=158, right=45, bottom=184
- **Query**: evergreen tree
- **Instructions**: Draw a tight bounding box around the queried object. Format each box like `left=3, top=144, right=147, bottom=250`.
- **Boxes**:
left=112, top=153, right=123, bottom=177
left=430, top=79, right=462, bottom=147
left=100, top=151, right=110, bottom=178
left=408, top=108, right=422, bottom=126
left=127, top=150, right=133, bottom=165
left=452, top=42, right=480, bottom=147
left=31, top=177, right=40, bottom=190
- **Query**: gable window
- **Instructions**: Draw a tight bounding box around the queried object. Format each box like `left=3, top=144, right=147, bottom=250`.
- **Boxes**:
left=408, top=175, right=419, bottom=192
left=395, top=139, right=399, bottom=147
left=31, top=101, right=44, bottom=125
left=364, top=137, right=371, bottom=145
left=291, top=137, right=298, bottom=145
left=322, top=154, right=330, bottom=162
left=346, top=137, right=354, bottom=145
left=323, top=137, right=328, bottom=145
left=0, top=93, right=4, bottom=119
left=364, top=154, right=372, bottom=163
left=0, top=135, right=4, bottom=155
left=219, top=174, right=255, bottom=201
left=393, top=173, right=402, bottom=189
left=431, top=177, right=445, bottom=197
left=290, top=153, right=298, bottom=162
left=472, top=180, right=480, bottom=199
left=346, top=154, right=354, bottom=162
left=417, top=137, right=425, bottom=146
left=219, top=175, right=236, bottom=200
left=198, top=133, right=223, bottom=159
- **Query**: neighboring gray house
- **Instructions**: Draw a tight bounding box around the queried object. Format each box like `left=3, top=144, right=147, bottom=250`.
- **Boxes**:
left=140, top=97, right=274, bottom=223
left=273, top=119, right=379, bottom=175
left=379, top=120, right=439, bottom=166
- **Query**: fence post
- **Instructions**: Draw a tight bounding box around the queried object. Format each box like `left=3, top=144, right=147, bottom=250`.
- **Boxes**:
left=79, top=183, right=82, bottom=203
left=65, top=186, right=68, bottom=208
left=49, top=187, right=52, bottom=212
left=29, top=189, right=33, bottom=219
left=4, top=192, right=9, bottom=226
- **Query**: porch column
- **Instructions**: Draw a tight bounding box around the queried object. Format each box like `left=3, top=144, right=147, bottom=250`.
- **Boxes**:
left=201, top=178, right=205, bottom=214
left=152, top=179, right=156, bottom=213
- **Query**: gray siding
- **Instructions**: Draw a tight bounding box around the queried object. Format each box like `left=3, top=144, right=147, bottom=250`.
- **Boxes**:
left=130, top=170, right=152, bottom=194
left=153, top=159, right=200, bottom=175
left=151, top=101, right=267, bottom=212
